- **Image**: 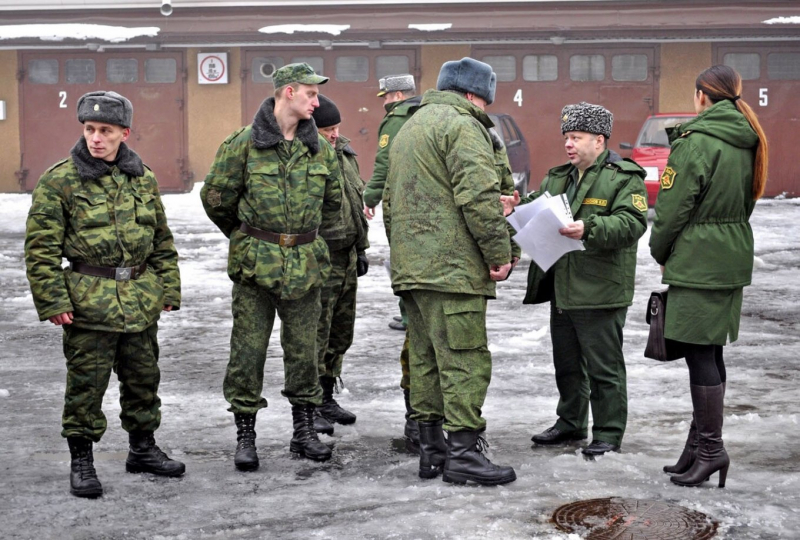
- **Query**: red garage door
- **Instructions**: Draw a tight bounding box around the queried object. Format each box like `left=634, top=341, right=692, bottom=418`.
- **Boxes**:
left=18, top=51, right=190, bottom=192
left=475, top=45, right=658, bottom=191
left=242, top=48, right=419, bottom=180
left=717, top=43, right=800, bottom=197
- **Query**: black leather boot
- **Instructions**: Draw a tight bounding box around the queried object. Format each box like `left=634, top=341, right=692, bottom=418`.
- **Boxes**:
left=314, top=410, right=335, bottom=436
left=126, top=431, right=185, bottom=477
left=664, top=382, right=724, bottom=475
left=418, top=420, right=447, bottom=479
left=442, top=430, right=516, bottom=486
left=290, top=405, right=332, bottom=461
left=403, top=389, right=420, bottom=455
left=233, top=413, right=259, bottom=471
left=671, top=384, right=729, bottom=488
left=67, top=437, right=103, bottom=498
left=318, top=376, right=356, bottom=425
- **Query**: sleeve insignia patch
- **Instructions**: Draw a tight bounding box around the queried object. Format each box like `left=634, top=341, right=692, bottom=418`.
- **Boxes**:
left=379, top=134, right=390, bottom=148
left=632, top=193, right=648, bottom=212
left=660, top=166, right=676, bottom=189
left=206, top=188, right=222, bottom=208
left=582, top=198, right=607, bottom=207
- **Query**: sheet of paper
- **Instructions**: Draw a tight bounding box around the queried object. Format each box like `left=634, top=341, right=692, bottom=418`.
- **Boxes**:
left=506, top=192, right=585, bottom=271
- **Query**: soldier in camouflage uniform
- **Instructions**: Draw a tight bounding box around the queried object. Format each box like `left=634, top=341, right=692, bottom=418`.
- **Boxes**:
left=364, top=74, right=423, bottom=453
left=201, top=63, right=342, bottom=470
left=312, top=95, right=370, bottom=434
left=24, top=91, right=185, bottom=499
left=385, top=58, right=516, bottom=486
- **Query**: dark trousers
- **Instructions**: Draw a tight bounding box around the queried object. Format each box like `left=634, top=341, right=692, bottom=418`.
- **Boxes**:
left=551, top=305, right=628, bottom=446
left=681, top=343, right=726, bottom=386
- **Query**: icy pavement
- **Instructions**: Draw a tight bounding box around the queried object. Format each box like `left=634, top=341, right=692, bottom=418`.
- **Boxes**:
left=0, top=185, right=798, bottom=539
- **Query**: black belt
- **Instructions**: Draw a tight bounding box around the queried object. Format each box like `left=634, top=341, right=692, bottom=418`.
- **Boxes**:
left=239, top=223, right=318, bottom=247
left=70, top=261, right=147, bottom=281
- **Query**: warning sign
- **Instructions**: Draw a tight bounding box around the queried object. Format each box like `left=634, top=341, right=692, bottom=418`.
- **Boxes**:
left=198, top=53, right=228, bottom=84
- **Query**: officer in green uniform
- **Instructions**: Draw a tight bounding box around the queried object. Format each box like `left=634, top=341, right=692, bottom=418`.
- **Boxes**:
left=312, top=95, right=370, bottom=433
left=387, top=57, right=516, bottom=486
left=502, top=102, right=648, bottom=456
left=201, top=63, right=342, bottom=470
left=25, top=91, right=184, bottom=498
left=364, top=74, right=423, bottom=452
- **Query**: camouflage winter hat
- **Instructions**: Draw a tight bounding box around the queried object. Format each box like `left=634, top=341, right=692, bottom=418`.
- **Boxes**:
left=377, top=74, right=415, bottom=97
left=561, top=102, right=613, bottom=139
left=273, top=62, right=329, bottom=89
left=77, top=91, right=133, bottom=128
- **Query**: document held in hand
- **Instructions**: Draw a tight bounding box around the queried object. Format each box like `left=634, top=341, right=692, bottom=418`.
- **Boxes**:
left=506, top=192, right=585, bottom=271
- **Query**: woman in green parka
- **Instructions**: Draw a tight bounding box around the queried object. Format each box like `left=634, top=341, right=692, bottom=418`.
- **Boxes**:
left=650, top=65, right=769, bottom=488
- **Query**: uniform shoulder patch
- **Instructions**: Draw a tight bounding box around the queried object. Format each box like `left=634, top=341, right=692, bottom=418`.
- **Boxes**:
left=206, top=188, right=222, bottom=208
left=582, top=198, right=608, bottom=207
left=632, top=193, right=648, bottom=212
left=379, top=134, right=390, bottom=148
left=660, top=166, right=676, bottom=190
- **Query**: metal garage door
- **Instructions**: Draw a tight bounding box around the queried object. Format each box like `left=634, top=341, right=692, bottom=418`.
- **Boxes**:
left=18, top=51, right=189, bottom=192
left=475, top=45, right=658, bottom=191
left=242, top=48, right=419, bottom=180
left=717, top=43, right=800, bottom=197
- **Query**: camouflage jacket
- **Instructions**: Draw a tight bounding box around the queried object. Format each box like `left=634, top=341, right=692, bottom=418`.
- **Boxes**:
left=201, top=97, right=343, bottom=300
left=489, top=127, right=522, bottom=261
left=385, top=90, right=511, bottom=298
left=363, top=95, right=422, bottom=208
left=320, top=135, right=369, bottom=253
left=25, top=139, right=180, bottom=333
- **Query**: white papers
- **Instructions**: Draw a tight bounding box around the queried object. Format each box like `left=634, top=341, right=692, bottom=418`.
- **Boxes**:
left=506, top=192, right=585, bottom=271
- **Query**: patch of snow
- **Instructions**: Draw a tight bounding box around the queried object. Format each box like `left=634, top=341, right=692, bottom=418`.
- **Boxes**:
left=408, top=23, right=453, bottom=31
left=0, top=24, right=160, bottom=43
left=763, top=16, right=800, bottom=25
left=0, top=389, right=8, bottom=398
left=259, top=24, right=350, bottom=36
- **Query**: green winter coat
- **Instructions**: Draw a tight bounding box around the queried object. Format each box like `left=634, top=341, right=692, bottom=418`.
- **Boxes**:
left=25, top=139, right=180, bottom=333
left=522, top=150, right=648, bottom=309
left=201, top=98, right=343, bottom=300
left=320, top=135, right=369, bottom=253
left=650, top=100, right=758, bottom=289
left=363, top=95, right=422, bottom=208
left=490, top=128, right=522, bottom=261
left=386, top=90, right=511, bottom=298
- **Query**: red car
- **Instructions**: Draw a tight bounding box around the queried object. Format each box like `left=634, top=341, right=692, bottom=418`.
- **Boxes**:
left=621, top=113, right=696, bottom=207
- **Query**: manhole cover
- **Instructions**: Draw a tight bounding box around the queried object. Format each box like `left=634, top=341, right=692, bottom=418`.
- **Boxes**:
left=552, top=497, right=718, bottom=539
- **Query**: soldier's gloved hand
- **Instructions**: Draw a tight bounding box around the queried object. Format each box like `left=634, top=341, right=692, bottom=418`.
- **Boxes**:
left=356, top=252, right=369, bottom=277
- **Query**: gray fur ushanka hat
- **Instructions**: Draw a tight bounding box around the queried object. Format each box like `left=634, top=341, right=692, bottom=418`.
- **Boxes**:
left=436, top=57, right=497, bottom=105
left=77, top=91, right=133, bottom=128
left=560, top=102, right=613, bottom=139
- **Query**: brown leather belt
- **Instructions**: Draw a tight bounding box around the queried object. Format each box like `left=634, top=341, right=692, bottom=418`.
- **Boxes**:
left=239, top=223, right=318, bottom=247
left=70, top=261, right=147, bottom=281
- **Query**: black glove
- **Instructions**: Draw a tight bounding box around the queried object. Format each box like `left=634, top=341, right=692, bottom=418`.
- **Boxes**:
left=356, top=252, right=369, bottom=277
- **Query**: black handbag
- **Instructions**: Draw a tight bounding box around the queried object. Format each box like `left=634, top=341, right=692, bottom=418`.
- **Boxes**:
left=644, top=289, right=684, bottom=361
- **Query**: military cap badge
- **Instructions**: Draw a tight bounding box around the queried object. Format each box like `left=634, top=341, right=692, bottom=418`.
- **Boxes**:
left=660, top=166, right=676, bottom=190
left=94, top=104, right=100, bottom=111
left=632, top=194, right=647, bottom=212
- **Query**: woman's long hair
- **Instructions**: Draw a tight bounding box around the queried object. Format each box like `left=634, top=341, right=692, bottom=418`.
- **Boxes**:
left=696, top=64, right=769, bottom=200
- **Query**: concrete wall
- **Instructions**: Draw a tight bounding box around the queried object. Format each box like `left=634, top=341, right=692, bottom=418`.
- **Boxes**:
left=659, top=43, right=712, bottom=113
left=0, top=51, right=21, bottom=192
left=186, top=47, right=243, bottom=184
left=419, top=45, right=471, bottom=94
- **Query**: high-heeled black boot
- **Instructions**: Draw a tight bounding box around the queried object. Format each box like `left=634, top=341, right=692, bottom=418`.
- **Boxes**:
left=665, top=382, right=724, bottom=475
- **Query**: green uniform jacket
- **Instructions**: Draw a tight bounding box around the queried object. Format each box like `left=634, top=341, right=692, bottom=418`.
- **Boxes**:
left=650, top=100, right=758, bottom=289
left=363, top=95, right=422, bottom=208
left=522, top=150, right=648, bottom=309
left=320, top=135, right=369, bottom=253
left=490, top=127, right=522, bottom=260
left=201, top=98, right=343, bottom=300
left=25, top=139, right=180, bottom=333
left=386, top=90, right=511, bottom=298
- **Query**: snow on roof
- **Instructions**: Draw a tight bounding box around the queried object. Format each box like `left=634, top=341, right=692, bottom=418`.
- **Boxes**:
left=258, top=24, right=350, bottom=36
left=0, top=24, right=160, bottom=43
left=408, top=23, right=452, bottom=32
left=763, top=16, right=800, bottom=25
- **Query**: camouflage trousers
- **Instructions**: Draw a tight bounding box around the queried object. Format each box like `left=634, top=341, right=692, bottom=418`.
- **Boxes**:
left=61, top=324, right=161, bottom=442
left=402, top=290, right=492, bottom=432
left=316, top=246, right=357, bottom=378
left=224, top=282, right=323, bottom=414
left=399, top=332, right=410, bottom=391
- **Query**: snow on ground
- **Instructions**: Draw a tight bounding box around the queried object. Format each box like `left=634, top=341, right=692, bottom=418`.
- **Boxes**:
left=0, top=185, right=798, bottom=539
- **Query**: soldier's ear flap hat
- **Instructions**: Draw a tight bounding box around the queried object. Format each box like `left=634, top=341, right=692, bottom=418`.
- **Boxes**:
left=77, top=91, right=133, bottom=128
left=377, top=74, right=415, bottom=97
left=436, top=57, right=497, bottom=105
left=313, top=94, right=341, bottom=129
left=560, top=102, right=613, bottom=139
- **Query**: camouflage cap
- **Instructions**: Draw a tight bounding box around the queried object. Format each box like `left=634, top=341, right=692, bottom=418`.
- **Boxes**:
left=77, top=91, right=133, bottom=128
left=273, top=62, right=329, bottom=89
left=377, top=74, right=415, bottom=97
left=561, top=102, right=613, bottom=139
